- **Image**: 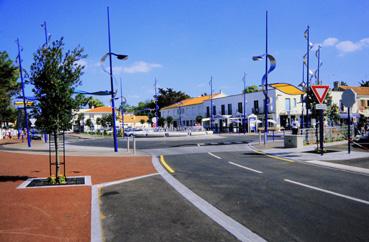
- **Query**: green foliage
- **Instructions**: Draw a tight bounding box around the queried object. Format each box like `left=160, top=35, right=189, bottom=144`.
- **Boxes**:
left=243, top=85, right=259, bottom=94
left=100, top=114, right=113, bottom=128
left=29, top=37, right=86, bottom=133
left=157, top=88, right=190, bottom=110
left=359, top=80, right=369, bottom=87
left=326, top=103, right=340, bottom=125
left=140, top=119, right=145, bottom=125
left=158, top=117, right=165, bottom=127
left=85, top=118, right=92, bottom=129
left=87, top=98, right=104, bottom=108
left=0, top=51, right=20, bottom=126
left=305, top=89, right=333, bottom=119
left=74, top=93, right=90, bottom=109
left=166, top=116, right=174, bottom=126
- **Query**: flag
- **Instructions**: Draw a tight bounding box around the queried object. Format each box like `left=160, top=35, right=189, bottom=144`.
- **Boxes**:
left=315, top=45, right=321, bottom=58
left=309, top=42, right=314, bottom=50
left=304, top=28, right=309, bottom=39
left=303, top=54, right=307, bottom=65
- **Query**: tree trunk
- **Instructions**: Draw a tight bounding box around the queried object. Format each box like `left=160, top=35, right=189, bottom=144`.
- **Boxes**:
left=54, top=131, right=60, bottom=178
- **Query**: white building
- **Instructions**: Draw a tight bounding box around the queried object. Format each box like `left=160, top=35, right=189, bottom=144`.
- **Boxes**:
left=160, top=83, right=305, bottom=132
left=160, top=93, right=225, bottom=127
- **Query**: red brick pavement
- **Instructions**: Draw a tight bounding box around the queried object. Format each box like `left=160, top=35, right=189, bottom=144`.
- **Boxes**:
left=0, top=151, right=155, bottom=242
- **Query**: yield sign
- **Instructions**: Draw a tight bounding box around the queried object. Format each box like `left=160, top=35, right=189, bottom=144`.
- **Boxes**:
left=311, top=85, right=330, bottom=104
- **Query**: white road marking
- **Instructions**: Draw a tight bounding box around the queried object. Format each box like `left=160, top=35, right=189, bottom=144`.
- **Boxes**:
left=284, top=179, right=369, bottom=206
left=228, top=161, right=263, bottom=174
left=152, top=156, right=266, bottom=242
left=208, top=152, right=222, bottom=159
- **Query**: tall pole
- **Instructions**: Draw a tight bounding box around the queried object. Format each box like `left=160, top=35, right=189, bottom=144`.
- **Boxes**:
left=42, top=21, right=48, bottom=143
left=107, top=6, right=118, bottom=152
left=154, top=78, right=159, bottom=128
left=348, top=107, right=351, bottom=154
left=16, top=38, right=31, bottom=147
left=301, top=60, right=305, bottom=128
left=306, top=25, right=310, bottom=128
left=42, top=21, right=48, bottom=44
left=264, top=11, right=269, bottom=144
left=317, top=46, right=320, bottom=85
left=242, top=73, right=247, bottom=134
left=210, top=76, right=213, bottom=131
left=120, top=78, right=125, bottom=135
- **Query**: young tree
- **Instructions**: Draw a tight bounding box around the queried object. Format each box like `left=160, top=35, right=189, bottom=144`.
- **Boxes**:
left=29, top=37, right=86, bottom=183
left=195, top=115, right=203, bottom=124
left=158, top=117, right=165, bottom=127
left=166, top=116, right=173, bottom=127
left=74, top=93, right=91, bottom=109
left=85, top=118, right=93, bottom=130
left=0, top=51, right=20, bottom=127
left=140, top=119, right=145, bottom=125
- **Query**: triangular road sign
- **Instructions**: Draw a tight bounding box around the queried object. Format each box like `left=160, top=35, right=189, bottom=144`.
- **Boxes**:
left=311, top=85, right=330, bottom=104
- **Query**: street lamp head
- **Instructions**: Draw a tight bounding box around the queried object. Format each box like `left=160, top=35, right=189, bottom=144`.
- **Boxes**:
left=110, top=53, right=128, bottom=60
left=252, top=55, right=264, bottom=61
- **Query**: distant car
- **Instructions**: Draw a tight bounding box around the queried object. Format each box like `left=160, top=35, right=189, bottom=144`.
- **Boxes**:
left=124, top=128, right=143, bottom=137
left=31, top=129, right=42, bottom=140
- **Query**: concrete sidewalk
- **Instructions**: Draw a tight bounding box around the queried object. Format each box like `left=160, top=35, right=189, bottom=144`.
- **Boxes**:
left=250, top=140, right=369, bottom=175
left=0, top=140, right=145, bottom=156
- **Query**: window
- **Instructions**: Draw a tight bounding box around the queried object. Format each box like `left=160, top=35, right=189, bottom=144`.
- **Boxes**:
left=340, top=101, right=344, bottom=111
left=238, top=102, right=242, bottom=113
left=285, top=98, right=291, bottom=111
left=228, top=104, right=232, bottom=115
left=213, top=106, right=216, bottom=115
left=221, top=105, right=225, bottom=115
left=293, top=98, right=297, bottom=108
left=253, top=100, right=259, bottom=112
left=206, top=106, right=210, bottom=117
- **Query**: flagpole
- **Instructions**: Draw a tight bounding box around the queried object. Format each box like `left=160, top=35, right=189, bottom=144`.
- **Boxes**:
left=317, top=46, right=320, bottom=85
left=306, top=25, right=310, bottom=128
left=264, top=10, right=269, bottom=144
left=210, top=76, right=213, bottom=132
left=154, top=78, right=158, bottom=128
left=301, top=60, right=304, bottom=128
left=242, top=73, right=247, bottom=134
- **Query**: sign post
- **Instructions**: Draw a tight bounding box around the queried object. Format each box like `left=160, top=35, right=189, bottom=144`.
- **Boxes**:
left=311, top=85, right=330, bottom=155
left=342, top=89, right=357, bottom=154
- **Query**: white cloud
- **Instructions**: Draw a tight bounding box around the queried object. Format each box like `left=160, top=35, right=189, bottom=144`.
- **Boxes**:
left=319, top=37, right=369, bottom=55
left=321, top=37, right=339, bottom=47
left=118, top=61, right=162, bottom=74
left=336, top=40, right=362, bottom=53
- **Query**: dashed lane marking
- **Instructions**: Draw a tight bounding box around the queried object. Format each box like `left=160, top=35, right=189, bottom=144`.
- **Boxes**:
left=228, top=161, right=263, bottom=174
left=208, top=152, right=222, bottom=159
left=284, top=179, right=369, bottom=206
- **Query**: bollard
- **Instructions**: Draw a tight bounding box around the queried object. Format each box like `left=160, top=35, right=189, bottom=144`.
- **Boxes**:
left=127, top=136, right=130, bottom=152
left=133, top=136, right=136, bottom=155
left=259, top=131, right=261, bottom=144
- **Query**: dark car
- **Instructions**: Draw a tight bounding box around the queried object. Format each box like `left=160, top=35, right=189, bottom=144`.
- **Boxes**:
left=31, top=129, right=42, bottom=140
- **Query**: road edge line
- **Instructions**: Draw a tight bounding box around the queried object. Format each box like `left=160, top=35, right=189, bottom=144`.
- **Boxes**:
left=91, top=173, right=160, bottom=242
left=247, top=143, right=294, bottom=163
left=152, top=155, right=265, bottom=242
left=160, top=155, right=175, bottom=173
left=208, top=152, right=222, bottom=159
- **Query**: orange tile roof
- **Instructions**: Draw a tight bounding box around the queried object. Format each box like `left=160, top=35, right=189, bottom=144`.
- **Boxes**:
left=85, top=106, right=113, bottom=113
left=339, top=86, right=369, bottom=95
left=120, top=115, right=149, bottom=123
left=160, top=93, right=223, bottom=110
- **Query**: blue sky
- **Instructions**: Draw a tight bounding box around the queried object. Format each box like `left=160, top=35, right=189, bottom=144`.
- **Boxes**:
left=1, top=0, right=369, bottom=105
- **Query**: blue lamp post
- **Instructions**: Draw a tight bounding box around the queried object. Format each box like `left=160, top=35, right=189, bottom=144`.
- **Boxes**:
left=16, top=38, right=31, bottom=148
left=242, top=73, right=247, bottom=134
left=252, top=11, right=276, bottom=144
left=105, top=6, right=128, bottom=152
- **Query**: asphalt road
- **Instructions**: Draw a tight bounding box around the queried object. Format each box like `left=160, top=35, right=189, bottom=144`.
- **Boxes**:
left=163, top=151, right=369, bottom=242
left=100, top=175, right=238, bottom=242
left=66, top=134, right=265, bottom=150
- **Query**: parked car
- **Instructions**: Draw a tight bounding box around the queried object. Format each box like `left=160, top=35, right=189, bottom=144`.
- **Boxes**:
left=31, top=129, right=42, bottom=140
